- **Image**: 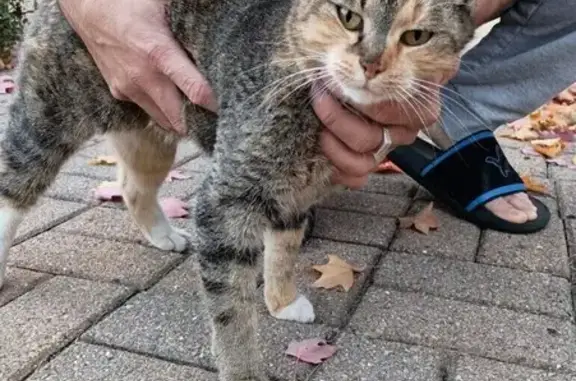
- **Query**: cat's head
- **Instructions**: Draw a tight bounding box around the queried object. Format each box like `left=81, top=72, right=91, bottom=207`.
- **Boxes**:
left=285, top=0, right=476, bottom=105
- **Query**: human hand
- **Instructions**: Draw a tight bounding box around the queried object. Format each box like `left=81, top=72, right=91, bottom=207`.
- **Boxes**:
left=313, top=89, right=441, bottom=189
left=58, top=0, right=217, bottom=134
left=473, top=0, right=516, bottom=26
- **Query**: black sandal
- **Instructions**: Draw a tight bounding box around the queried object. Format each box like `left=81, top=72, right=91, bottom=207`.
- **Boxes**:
left=386, top=130, right=550, bottom=234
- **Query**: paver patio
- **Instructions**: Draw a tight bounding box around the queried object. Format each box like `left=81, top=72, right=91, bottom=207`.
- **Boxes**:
left=0, top=88, right=575, bottom=381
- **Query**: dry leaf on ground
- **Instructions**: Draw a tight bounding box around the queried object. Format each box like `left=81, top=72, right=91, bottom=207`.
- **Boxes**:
left=159, top=197, right=189, bottom=218
left=520, top=175, right=549, bottom=195
left=498, top=124, right=539, bottom=141
left=88, top=155, right=117, bottom=166
left=554, top=89, right=576, bottom=105
left=530, top=138, right=566, bottom=158
left=165, top=169, right=192, bottom=182
left=398, top=201, right=440, bottom=235
left=311, top=254, right=365, bottom=292
left=94, top=181, right=123, bottom=201
left=285, top=338, right=337, bottom=365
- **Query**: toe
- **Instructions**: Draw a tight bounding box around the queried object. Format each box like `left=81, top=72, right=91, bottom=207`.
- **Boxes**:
left=485, top=198, right=528, bottom=224
left=505, top=193, right=538, bottom=221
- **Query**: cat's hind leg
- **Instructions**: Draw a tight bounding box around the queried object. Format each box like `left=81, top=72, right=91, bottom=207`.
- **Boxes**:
left=263, top=218, right=315, bottom=323
left=108, top=128, right=190, bottom=252
left=0, top=94, right=93, bottom=288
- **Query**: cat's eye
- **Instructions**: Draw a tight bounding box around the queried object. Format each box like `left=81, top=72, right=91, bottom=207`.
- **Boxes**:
left=400, top=30, right=434, bottom=46
left=336, top=6, right=363, bottom=31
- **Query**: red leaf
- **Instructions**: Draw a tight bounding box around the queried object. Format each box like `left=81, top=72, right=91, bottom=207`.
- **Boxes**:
left=285, top=338, right=337, bottom=365
left=159, top=197, right=189, bottom=218
left=165, top=169, right=192, bottom=183
left=94, top=181, right=123, bottom=202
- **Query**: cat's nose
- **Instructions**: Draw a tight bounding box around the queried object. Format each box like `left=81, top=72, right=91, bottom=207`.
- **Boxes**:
left=359, top=58, right=382, bottom=80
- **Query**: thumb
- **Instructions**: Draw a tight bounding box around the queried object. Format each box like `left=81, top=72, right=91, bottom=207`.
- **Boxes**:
left=154, top=41, right=218, bottom=112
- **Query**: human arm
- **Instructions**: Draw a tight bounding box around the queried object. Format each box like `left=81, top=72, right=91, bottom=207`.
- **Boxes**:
left=58, top=0, right=217, bottom=134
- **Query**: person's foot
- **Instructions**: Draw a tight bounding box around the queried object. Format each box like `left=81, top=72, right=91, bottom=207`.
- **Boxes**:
left=485, top=193, right=538, bottom=224
left=425, top=126, right=539, bottom=225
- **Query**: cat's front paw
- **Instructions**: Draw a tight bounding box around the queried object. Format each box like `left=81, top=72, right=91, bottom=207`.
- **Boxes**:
left=147, top=225, right=191, bottom=252
left=271, top=294, right=315, bottom=323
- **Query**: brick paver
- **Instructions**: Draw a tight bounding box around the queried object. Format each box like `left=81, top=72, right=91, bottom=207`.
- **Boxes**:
left=1, top=82, right=576, bottom=381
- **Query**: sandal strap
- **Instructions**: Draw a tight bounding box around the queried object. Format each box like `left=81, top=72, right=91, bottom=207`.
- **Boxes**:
left=420, top=130, right=526, bottom=212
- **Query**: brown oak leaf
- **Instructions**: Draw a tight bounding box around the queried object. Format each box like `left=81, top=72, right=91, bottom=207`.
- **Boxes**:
left=398, top=202, right=440, bottom=235
left=530, top=138, right=566, bottom=158
left=520, top=175, right=549, bottom=195
left=311, top=255, right=365, bottom=292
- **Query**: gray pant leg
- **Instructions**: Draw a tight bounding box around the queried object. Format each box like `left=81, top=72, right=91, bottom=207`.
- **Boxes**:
left=441, top=0, right=576, bottom=142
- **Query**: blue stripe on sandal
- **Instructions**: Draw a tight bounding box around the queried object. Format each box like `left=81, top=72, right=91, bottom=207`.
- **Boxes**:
left=420, top=130, right=494, bottom=177
left=465, top=183, right=527, bottom=212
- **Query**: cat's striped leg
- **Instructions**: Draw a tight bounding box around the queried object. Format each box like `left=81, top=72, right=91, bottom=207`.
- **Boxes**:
left=108, top=128, right=190, bottom=252
left=263, top=221, right=315, bottom=323
left=0, top=95, right=93, bottom=288
left=0, top=204, right=24, bottom=289
left=195, top=192, right=269, bottom=381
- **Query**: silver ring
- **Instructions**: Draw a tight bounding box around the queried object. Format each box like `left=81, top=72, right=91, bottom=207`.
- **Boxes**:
left=373, top=128, right=392, bottom=165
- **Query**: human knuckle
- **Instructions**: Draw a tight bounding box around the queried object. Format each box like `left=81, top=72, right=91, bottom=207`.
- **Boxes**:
left=397, top=130, right=418, bottom=145
left=346, top=161, right=371, bottom=177
left=125, top=68, right=147, bottom=89
left=351, top=137, right=376, bottom=153
left=186, top=80, right=212, bottom=106
left=146, top=43, right=174, bottom=69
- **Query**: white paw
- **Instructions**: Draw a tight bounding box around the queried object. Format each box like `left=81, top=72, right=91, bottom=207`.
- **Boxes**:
left=273, top=294, right=315, bottom=323
left=147, top=225, right=191, bottom=252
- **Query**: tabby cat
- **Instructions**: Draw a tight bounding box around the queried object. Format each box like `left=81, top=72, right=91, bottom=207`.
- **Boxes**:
left=0, top=0, right=475, bottom=379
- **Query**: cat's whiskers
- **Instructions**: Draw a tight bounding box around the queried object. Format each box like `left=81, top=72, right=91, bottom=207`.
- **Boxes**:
left=235, top=55, right=323, bottom=78
left=256, top=67, right=328, bottom=111
left=274, top=71, right=332, bottom=107
left=394, top=86, right=435, bottom=139
left=239, top=66, right=324, bottom=110
left=410, top=79, right=491, bottom=134
left=410, top=82, right=492, bottom=154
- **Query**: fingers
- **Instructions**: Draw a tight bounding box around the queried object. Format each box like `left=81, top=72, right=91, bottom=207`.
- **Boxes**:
left=143, top=76, right=188, bottom=135
left=147, top=39, right=218, bottom=112
left=331, top=172, right=369, bottom=189
left=128, top=90, right=173, bottom=131
left=357, top=91, right=441, bottom=130
left=320, top=129, right=377, bottom=177
left=312, top=91, right=384, bottom=154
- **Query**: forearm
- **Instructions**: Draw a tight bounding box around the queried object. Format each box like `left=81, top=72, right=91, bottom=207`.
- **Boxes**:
left=473, top=0, right=517, bottom=26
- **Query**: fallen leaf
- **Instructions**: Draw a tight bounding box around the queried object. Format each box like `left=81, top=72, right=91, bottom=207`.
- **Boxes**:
left=94, top=181, right=123, bottom=201
left=554, top=89, right=576, bottom=105
left=285, top=338, right=337, bottom=365
left=398, top=202, right=440, bottom=235
left=520, top=175, right=549, bottom=195
left=88, top=155, right=117, bottom=166
left=159, top=197, right=189, bottom=218
left=165, top=169, right=192, bottom=182
left=537, top=130, right=576, bottom=142
left=311, top=254, right=365, bottom=292
left=530, top=138, right=566, bottom=158
left=374, top=159, right=403, bottom=174
left=499, top=124, right=539, bottom=141
left=520, top=146, right=541, bottom=157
